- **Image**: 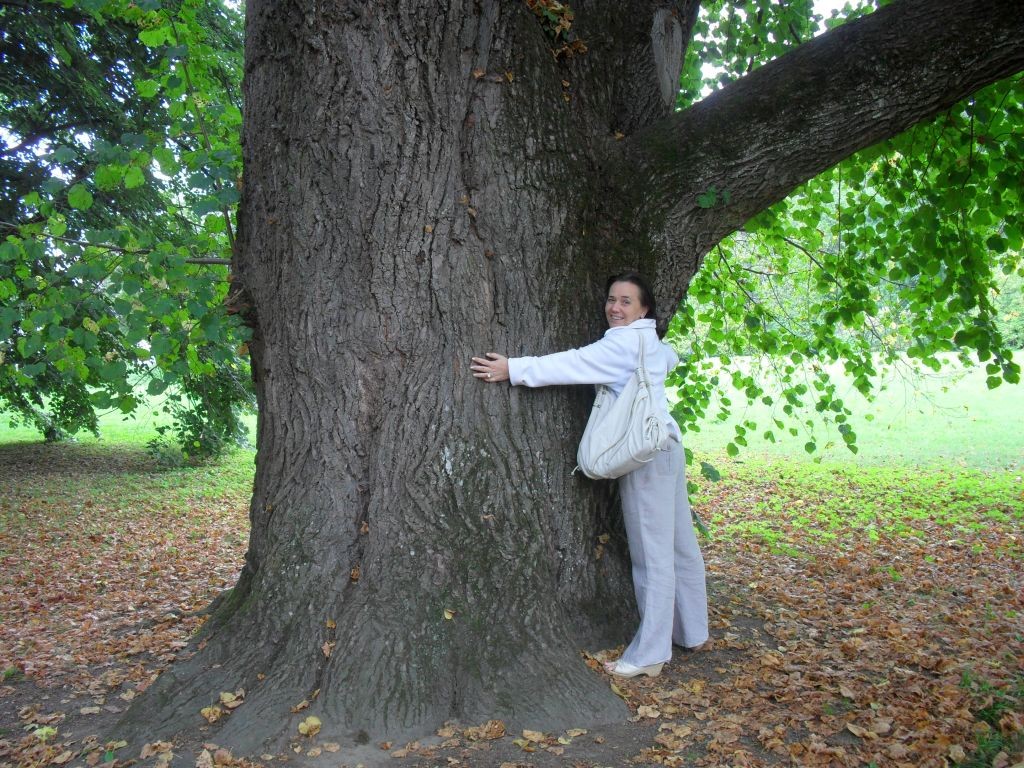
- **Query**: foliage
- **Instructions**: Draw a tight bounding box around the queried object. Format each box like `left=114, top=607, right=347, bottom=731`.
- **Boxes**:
left=2, top=0, right=1021, bottom=464
left=668, top=1, right=1023, bottom=460
left=0, top=0, right=252, bottom=452
left=523, top=0, right=587, bottom=58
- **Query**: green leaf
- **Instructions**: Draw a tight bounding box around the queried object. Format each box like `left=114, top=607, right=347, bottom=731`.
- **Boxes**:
left=139, top=26, right=171, bottom=47
left=67, top=184, right=94, bottom=210
left=699, top=461, right=721, bottom=482
left=124, top=166, right=146, bottom=189
left=135, top=78, right=160, bottom=98
left=696, top=187, right=718, bottom=208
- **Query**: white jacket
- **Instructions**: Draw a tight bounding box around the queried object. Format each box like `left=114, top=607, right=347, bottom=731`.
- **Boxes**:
left=507, top=318, right=679, bottom=433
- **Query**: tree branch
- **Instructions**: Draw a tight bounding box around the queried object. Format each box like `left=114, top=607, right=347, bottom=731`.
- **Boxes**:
left=623, top=0, right=1024, bottom=302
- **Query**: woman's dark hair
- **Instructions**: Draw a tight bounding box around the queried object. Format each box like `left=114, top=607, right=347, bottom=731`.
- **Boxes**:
left=606, top=270, right=657, bottom=319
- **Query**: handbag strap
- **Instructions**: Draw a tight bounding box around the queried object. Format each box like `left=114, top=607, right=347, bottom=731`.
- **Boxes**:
left=634, top=328, right=651, bottom=383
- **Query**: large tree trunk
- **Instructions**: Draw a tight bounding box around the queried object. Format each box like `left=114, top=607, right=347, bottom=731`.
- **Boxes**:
left=117, top=0, right=1024, bottom=756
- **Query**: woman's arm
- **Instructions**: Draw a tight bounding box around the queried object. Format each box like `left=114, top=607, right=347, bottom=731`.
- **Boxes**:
left=471, top=333, right=636, bottom=387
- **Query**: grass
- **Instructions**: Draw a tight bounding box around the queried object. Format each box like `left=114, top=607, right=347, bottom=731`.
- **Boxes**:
left=679, top=353, right=1024, bottom=472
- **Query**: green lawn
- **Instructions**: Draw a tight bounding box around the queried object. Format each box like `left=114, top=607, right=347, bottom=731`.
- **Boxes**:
left=678, top=354, right=1024, bottom=472
left=2, top=354, right=1021, bottom=472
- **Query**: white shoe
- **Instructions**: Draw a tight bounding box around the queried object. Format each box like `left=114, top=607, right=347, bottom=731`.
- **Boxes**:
left=603, top=660, right=664, bottom=678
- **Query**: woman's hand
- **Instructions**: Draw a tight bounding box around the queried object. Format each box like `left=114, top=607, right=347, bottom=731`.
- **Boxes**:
left=471, top=353, right=510, bottom=383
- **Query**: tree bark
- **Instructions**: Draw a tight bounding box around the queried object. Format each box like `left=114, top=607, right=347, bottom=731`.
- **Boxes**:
left=622, top=0, right=1024, bottom=312
left=117, top=0, right=1024, bottom=756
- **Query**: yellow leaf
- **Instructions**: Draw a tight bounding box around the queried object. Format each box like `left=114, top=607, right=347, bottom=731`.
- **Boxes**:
left=522, top=729, right=544, bottom=742
left=845, top=723, right=872, bottom=739
left=326, top=619, right=336, bottom=630
left=504, top=71, right=514, bottom=82
left=290, top=699, right=309, bottom=713
left=472, top=68, right=485, bottom=79
left=597, top=534, right=610, bottom=544
left=219, top=691, right=237, bottom=705
left=610, top=682, right=628, bottom=699
left=443, top=608, right=455, bottom=620
left=200, top=706, right=223, bottom=723
left=566, top=728, right=587, bottom=737
left=298, top=715, right=321, bottom=737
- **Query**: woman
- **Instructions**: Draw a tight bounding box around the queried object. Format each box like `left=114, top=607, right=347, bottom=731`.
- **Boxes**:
left=470, top=271, right=709, bottom=678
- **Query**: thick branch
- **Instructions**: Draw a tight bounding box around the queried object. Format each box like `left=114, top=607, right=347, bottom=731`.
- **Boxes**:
left=624, top=0, right=1024, bottom=301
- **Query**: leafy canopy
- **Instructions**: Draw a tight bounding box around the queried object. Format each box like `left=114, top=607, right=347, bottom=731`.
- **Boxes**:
left=665, top=0, right=1023, bottom=465
left=0, top=0, right=250, bottom=457
left=1, top=0, right=1020, bottom=464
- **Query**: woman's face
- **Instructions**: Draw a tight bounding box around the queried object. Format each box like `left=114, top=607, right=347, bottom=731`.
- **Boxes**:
left=605, top=281, right=648, bottom=328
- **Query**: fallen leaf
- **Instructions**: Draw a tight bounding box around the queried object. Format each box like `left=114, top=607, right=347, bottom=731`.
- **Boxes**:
left=321, top=641, right=335, bottom=658
left=443, top=608, right=455, bottom=620
left=290, top=699, right=309, bottom=713
left=298, top=715, right=321, bottom=737
left=196, top=750, right=214, bottom=768
left=80, top=706, right=101, bottom=715
left=51, top=750, right=74, bottom=764
left=472, top=68, right=485, bottom=79
left=200, top=705, right=223, bottom=723
left=326, top=619, right=336, bottom=629
left=322, top=742, right=340, bottom=753
left=306, top=747, right=322, bottom=757
left=522, top=729, right=545, bottom=742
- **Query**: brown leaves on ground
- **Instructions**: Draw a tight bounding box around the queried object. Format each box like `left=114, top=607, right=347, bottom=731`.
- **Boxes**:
left=0, top=443, right=250, bottom=767
left=1, top=445, right=1021, bottom=768
left=611, top=460, right=1024, bottom=767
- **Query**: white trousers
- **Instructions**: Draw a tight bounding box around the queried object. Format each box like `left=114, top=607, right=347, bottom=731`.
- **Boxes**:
left=618, top=438, right=709, bottom=666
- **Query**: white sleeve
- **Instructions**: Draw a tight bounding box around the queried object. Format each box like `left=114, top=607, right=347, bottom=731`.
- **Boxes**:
left=507, top=333, right=636, bottom=388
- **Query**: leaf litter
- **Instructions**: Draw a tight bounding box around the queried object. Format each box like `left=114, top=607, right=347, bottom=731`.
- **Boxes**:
left=1, top=445, right=1021, bottom=767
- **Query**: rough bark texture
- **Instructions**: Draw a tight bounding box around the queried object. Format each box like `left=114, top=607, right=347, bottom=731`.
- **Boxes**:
left=117, top=0, right=1024, bottom=756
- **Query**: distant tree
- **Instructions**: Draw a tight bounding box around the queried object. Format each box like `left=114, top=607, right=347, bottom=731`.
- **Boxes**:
left=0, top=0, right=250, bottom=455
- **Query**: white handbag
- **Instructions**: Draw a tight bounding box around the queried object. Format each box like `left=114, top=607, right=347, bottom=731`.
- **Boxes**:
left=575, top=331, right=671, bottom=480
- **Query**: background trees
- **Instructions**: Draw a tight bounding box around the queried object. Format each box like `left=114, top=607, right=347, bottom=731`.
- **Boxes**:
left=0, top=0, right=250, bottom=455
